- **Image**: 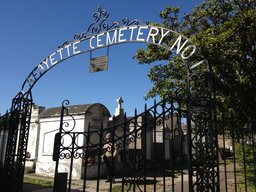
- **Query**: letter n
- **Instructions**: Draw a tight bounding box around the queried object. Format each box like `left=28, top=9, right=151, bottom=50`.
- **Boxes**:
left=170, top=35, right=188, bottom=54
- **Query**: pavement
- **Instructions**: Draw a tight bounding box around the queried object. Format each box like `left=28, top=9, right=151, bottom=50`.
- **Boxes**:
left=24, top=163, right=241, bottom=192
left=24, top=170, right=189, bottom=192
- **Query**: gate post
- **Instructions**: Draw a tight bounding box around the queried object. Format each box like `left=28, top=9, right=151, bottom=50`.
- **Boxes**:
left=187, top=72, right=218, bottom=192
left=53, top=100, right=69, bottom=192
left=1, top=91, right=32, bottom=192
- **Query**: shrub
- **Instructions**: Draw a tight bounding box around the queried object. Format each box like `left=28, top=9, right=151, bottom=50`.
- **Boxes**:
left=235, top=142, right=256, bottom=186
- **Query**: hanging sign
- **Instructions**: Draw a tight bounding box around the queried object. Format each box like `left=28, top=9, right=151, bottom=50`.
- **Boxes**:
left=90, top=55, right=108, bottom=73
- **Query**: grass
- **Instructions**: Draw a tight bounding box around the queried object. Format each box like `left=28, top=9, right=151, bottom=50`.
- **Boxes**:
left=68, top=182, right=79, bottom=186
left=24, top=172, right=54, bottom=178
left=224, top=158, right=234, bottom=165
left=231, top=179, right=256, bottom=192
left=23, top=177, right=54, bottom=187
left=23, top=176, right=79, bottom=188
left=176, top=170, right=187, bottom=176
left=25, top=172, right=37, bottom=176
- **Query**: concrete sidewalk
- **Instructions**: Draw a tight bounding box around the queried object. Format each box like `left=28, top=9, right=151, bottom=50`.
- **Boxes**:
left=25, top=163, right=240, bottom=192
left=24, top=172, right=188, bottom=192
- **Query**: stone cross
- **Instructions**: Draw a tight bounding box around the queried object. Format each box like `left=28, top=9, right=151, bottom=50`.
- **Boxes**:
left=116, top=97, right=123, bottom=109
left=114, top=97, right=124, bottom=116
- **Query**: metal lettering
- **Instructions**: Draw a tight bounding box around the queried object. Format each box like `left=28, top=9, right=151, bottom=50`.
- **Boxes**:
left=65, top=44, right=71, bottom=57
left=129, top=26, right=137, bottom=41
left=26, top=77, right=35, bottom=87
left=20, top=25, right=205, bottom=95
left=136, top=26, right=148, bottom=41
left=181, top=45, right=196, bottom=60
left=50, top=53, right=58, bottom=66
left=42, top=58, right=50, bottom=69
left=38, top=64, right=46, bottom=75
left=57, top=48, right=63, bottom=60
left=158, top=28, right=170, bottom=45
left=170, top=35, right=188, bottom=54
left=90, top=36, right=95, bottom=49
left=73, top=41, right=81, bottom=54
left=118, top=27, right=127, bottom=43
left=106, top=30, right=117, bottom=45
left=190, top=59, right=208, bottom=70
left=31, top=69, right=38, bottom=81
left=97, top=33, right=104, bottom=47
left=146, top=27, right=159, bottom=43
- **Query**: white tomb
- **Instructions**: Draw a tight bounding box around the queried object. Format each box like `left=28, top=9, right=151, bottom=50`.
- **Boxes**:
left=35, top=103, right=111, bottom=179
left=25, top=98, right=158, bottom=179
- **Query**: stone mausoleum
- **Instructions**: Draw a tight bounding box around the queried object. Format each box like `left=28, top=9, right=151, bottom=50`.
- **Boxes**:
left=25, top=97, right=188, bottom=180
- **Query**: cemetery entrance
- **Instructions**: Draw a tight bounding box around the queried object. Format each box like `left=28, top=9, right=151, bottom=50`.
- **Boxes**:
left=0, top=5, right=224, bottom=192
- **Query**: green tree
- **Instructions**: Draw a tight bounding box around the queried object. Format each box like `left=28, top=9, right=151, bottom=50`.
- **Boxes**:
left=0, top=112, right=10, bottom=126
left=133, top=0, right=256, bottom=135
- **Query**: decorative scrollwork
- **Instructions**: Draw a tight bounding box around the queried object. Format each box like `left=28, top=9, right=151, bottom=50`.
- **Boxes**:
left=60, top=100, right=76, bottom=133
left=74, top=149, right=86, bottom=159
left=188, top=71, right=217, bottom=191
left=59, top=149, right=72, bottom=159
left=123, top=177, right=133, bottom=191
left=61, top=115, right=76, bottom=132
left=62, top=99, right=70, bottom=107
left=122, top=17, right=149, bottom=26
left=58, top=5, right=149, bottom=48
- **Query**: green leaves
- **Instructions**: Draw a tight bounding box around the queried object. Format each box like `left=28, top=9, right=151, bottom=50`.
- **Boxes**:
left=135, top=0, right=256, bottom=131
left=235, top=142, right=256, bottom=186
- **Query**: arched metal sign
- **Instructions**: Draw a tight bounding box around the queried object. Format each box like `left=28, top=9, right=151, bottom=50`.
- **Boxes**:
left=1, top=5, right=217, bottom=192
left=21, top=5, right=210, bottom=95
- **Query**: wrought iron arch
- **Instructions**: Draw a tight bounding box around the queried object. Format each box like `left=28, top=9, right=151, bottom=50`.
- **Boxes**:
left=20, top=5, right=211, bottom=95
left=0, top=5, right=217, bottom=192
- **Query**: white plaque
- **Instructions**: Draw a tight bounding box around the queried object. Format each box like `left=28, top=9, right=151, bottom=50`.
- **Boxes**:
left=90, top=55, right=108, bottom=73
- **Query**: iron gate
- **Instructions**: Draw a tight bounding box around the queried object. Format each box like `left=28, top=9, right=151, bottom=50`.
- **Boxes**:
left=0, top=5, right=241, bottom=192
left=53, top=71, right=217, bottom=192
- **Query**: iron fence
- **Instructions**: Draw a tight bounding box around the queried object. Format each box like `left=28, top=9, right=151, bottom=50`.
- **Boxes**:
left=51, top=98, right=256, bottom=192
left=1, top=102, right=256, bottom=191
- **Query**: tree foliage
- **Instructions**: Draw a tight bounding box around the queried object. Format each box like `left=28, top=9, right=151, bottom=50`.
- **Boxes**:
left=133, top=0, right=256, bottom=129
left=0, top=112, right=10, bottom=131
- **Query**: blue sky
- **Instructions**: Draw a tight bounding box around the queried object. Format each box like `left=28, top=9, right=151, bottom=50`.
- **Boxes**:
left=0, top=0, right=204, bottom=117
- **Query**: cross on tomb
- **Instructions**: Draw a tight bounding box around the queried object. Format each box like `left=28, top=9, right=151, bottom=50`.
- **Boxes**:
left=114, top=97, right=124, bottom=116
left=116, top=97, right=123, bottom=109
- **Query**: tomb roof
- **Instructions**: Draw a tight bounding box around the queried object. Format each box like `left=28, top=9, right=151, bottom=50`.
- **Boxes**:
left=39, top=103, right=111, bottom=118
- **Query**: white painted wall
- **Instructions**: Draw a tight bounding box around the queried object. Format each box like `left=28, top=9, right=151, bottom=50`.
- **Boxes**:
left=36, top=115, right=84, bottom=180
left=26, top=104, right=45, bottom=169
